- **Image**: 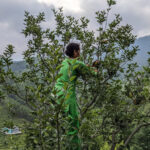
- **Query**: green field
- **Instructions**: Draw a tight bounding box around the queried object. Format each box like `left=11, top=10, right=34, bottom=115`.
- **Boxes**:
left=0, top=105, right=27, bottom=150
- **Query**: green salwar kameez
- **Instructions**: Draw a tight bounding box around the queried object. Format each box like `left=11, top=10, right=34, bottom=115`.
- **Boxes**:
left=55, top=58, right=96, bottom=150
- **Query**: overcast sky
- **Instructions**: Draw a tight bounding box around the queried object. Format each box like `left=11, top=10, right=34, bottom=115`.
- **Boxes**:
left=1, top=0, right=150, bottom=61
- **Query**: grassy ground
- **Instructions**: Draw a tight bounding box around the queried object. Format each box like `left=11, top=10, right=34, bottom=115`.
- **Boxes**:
left=0, top=105, right=27, bottom=150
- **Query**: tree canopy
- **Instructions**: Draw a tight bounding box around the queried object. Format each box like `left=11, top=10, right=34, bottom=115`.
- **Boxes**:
left=0, top=0, right=150, bottom=149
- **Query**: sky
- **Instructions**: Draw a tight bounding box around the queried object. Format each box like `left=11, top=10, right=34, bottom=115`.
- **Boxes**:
left=1, top=0, right=150, bottom=61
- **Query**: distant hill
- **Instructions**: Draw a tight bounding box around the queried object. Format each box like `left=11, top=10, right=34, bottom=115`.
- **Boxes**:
left=134, top=35, right=150, bottom=67
left=10, top=35, right=150, bottom=72
left=10, top=60, right=26, bottom=72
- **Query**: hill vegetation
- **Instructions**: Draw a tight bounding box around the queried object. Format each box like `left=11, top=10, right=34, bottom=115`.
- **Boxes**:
left=10, top=35, right=150, bottom=73
left=0, top=0, right=149, bottom=149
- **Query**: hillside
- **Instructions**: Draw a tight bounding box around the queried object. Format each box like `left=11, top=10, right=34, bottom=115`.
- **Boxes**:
left=134, top=35, right=150, bottom=66
left=10, top=35, right=150, bottom=72
left=10, top=60, right=26, bottom=72
left=0, top=103, right=27, bottom=149
left=0, top=36, right=149, bottom=149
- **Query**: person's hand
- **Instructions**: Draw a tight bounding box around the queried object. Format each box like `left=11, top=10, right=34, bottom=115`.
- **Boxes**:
left=86, top=64, right=90, bottom=67
left=101, top=39, right=108, bottom=44
left=94, top=69, right=98, bottom=72
left=92, top=60, right=100, bottom=68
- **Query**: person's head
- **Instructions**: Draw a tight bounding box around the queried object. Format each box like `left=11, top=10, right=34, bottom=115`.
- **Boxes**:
left=65, top=43, right=80, bottom=58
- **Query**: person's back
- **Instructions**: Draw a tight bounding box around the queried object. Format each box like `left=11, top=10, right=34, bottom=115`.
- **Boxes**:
left=55, top=58, right=78, bottom=89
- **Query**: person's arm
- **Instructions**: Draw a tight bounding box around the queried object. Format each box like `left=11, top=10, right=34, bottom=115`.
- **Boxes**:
left=92, top=60, right=100, bottom=69
left=75, top=60, right=97, bottom=77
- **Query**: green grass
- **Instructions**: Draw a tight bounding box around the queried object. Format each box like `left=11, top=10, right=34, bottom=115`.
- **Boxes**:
left=0, top=105, right=27, bottom=150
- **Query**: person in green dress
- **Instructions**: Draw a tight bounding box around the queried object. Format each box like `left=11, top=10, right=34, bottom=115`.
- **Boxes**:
left=55, top=43, right=98, bottom=150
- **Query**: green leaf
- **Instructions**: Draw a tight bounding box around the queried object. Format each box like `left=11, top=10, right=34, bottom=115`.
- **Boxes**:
left=107, top=0, right=116, bottom=7
left=70, top=75, right=76, bottom=81
left=73, top=64, right=79, bottom=70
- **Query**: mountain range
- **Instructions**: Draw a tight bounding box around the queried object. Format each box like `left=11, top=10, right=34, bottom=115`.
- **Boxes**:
left=134, top=35, right=150, bottom=67
left=10, top=35, right=150, bottom=72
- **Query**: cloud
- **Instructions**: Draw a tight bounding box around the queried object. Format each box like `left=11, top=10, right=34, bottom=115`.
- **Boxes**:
left=72, top=0, right=150, bottom=37
left=0, top=0, right=54, bottom=60
left=0, top=0, right=150, bottom=60
left=111, top=0, right=150, bottom=37
left=52, top=0, right=150, bottom=37
left=37, top=0, right=84, bottom=13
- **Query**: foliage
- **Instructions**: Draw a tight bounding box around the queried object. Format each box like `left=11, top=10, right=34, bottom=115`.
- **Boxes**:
left=0, top=0, right=149, bottom=149
left=0, top=105, right=27, bottom=150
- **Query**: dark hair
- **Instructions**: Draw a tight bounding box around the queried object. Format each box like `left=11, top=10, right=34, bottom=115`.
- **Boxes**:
left=65, top=43, right=80, bottom=58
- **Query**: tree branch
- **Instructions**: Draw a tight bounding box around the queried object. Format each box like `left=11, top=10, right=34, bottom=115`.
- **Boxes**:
left=81, top=94, right=98, bottom=116
left=111, top=129, right=120, bottom=150
left=124, top=123, right=150, bottom=147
